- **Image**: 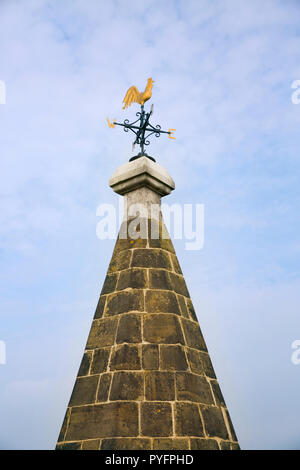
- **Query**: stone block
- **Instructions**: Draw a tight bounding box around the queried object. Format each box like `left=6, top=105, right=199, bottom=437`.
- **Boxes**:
left=160, top=345, right=188, bottom=371
left=152, top=438, right=189, bottom=450
left=66, top=402, right=139, bottom=440
left=148, top=236, right=175, bottom=253
left=200, top=405, right=229, bottom=439
left=108, top=249, right=131, bottom=273
left=116, top=313, right=142, bottom=344
left=116, top=222, right=148, bottom=251
left=101, top=438, right=151, bottom=450
left=110, top=344, right=141, bottom=370
left=131, top=249, right=172, bottom=270
left=145, top=371, right=175, bottom=401
left=141, top=402, right=173, bottom=437
left=93, top=295, right=106, bottom=319
left=57, top=408, right=70, bottom=442
left=149, top=269, right=171, bottom=290
left=117, top=268, right=147, bottom=290
left=143, top=314, right=184, bottom=344
left=224, top=408, right=238, bottom=442
left=186, top=348, right=204, bottom=375
left=86, top=317, right=118, bottom=349
left=101, top=273, right=118, bottom=295
left=219, top=440, right=231, bottom=450
left=105, top=290, right=144, bottom=316
left=185, top=298, right=197, bottom=321
left=200, top=352, right=216, bottom=378
left=181, top=318, right=207, bottom=351
left=231, top=442, right=241, bottom=450
left=110, top=371, right=144, bottom=401
left=81, top=439, right=100, bottom=450
left=175, top=402, right=203, bottom=436
left=168, top=272, right=189, bottom=297
left=142, top=344, right=159, bottom=370
left=78, top=351, right=92, bottom=377
left=177, top=295, right=189, bottom=318
left=69, top=376, right=99, bottom=406
left=190, top=438, right=219, bottom=450
left=90, top=348, right=110, bottom=374
left=210, top=380, right=226, bottom=406
left=170, top=254, right=182, bottom=274
left=145, top=290, right=181, bottom=315
left=97, top=373, right=112, bottom=402
left=56, top=442, right=81, bottom=450
left=176, top=373, right=214, bottom=404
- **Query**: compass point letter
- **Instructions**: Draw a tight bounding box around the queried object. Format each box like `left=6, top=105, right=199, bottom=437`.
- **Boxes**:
left=168, top=128, right=176, bottom=140
left=107, top=118, right=116, bottom=128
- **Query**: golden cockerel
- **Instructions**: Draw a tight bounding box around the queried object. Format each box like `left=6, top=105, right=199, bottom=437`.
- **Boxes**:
left=122, top=78, right=154, bottom=109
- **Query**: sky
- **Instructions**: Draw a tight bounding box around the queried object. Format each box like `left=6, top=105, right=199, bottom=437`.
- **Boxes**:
left=1, top=0, right=300, bottom=450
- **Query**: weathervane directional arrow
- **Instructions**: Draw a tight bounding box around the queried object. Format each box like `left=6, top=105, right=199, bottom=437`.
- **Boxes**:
left=107, top=78, right=176, bottom=162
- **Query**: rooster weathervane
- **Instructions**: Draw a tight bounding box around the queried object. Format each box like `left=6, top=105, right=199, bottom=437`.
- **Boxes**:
left=107, top=78, right=176, bottom=162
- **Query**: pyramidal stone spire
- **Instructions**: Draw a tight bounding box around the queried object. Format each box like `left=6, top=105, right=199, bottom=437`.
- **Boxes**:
left=56, top=156, right=239, bottom=451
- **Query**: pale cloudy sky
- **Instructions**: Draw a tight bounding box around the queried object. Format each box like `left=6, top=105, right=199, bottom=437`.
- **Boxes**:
left=1, top=0, right=300, bottom=450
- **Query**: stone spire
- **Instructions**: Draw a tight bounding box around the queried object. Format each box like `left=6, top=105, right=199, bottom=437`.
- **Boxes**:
left=56, top=156, right=239, bottom=451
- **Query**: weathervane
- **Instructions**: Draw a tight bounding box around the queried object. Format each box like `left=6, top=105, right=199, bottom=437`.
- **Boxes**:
left=107, top=78, right=176, bottom=162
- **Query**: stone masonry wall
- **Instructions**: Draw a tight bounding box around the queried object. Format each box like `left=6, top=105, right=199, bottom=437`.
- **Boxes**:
left=56, top=219, right=239, bottom=450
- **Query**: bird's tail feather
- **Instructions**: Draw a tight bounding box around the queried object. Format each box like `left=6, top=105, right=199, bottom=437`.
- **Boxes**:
left=122, top=85, right=140, bottom=109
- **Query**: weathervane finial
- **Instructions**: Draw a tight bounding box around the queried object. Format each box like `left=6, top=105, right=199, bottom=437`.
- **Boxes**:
left=122, top=77, right=154, bottom=109
left=107, top=79, right=176, bottom=162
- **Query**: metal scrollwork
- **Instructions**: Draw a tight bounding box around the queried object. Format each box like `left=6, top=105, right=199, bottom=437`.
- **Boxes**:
left=112, top=104, right=173, bottom=161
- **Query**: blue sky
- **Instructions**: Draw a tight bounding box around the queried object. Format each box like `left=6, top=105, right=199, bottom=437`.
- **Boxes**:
left=1, top=0, right=300, bottom=449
